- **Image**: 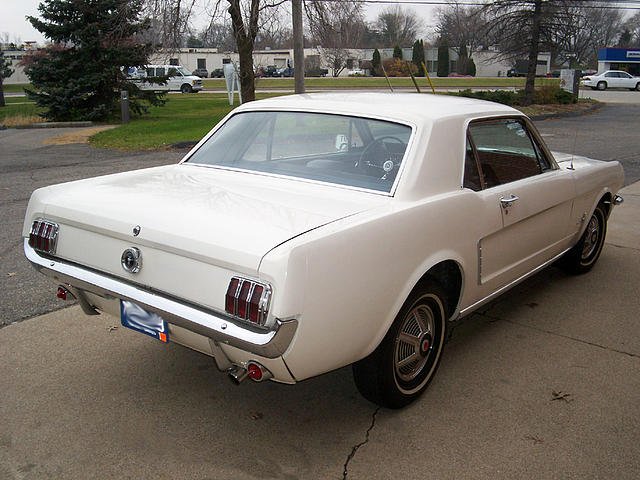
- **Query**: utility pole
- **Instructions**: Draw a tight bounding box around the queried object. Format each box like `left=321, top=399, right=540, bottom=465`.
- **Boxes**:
left=292, top=0, right=305, bottom=94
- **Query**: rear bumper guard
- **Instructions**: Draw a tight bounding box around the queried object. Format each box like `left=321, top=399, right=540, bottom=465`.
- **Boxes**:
left=24, top=239, right=297, bottom=358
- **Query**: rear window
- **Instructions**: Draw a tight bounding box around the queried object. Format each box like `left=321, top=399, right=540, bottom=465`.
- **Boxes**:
left=186, top=111, right=412, bottom=193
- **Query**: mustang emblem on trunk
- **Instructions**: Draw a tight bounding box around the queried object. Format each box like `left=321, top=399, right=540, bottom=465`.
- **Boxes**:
left=121, top=247, right=142, bottom=273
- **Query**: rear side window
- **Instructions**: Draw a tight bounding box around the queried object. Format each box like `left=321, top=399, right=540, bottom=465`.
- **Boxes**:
left=467, top=118, right=551, bottom=189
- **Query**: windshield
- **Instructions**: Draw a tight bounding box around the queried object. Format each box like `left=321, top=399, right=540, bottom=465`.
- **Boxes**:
left=170, top=66, right=191, bottom=76
left=185, top=111, right=412, bottom=193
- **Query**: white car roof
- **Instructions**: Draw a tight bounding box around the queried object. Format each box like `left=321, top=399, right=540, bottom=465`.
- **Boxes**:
left=235, top=92, right=520, bottom=126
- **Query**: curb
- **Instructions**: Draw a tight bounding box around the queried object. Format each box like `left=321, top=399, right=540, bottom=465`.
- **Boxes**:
left=529, top=102, right=604, bottom=121
left=15, top=121, right=94, bottom=129
left=169, top=141, right=199, bottom=149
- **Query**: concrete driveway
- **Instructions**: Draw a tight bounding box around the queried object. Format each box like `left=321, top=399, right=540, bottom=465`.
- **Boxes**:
left=1, top=181, right=638, bottom=480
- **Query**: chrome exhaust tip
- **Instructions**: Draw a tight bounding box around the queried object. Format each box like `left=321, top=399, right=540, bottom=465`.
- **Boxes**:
left=228, top=366, right=248, bottom=385
left=613, top=195, right=624, bottom=205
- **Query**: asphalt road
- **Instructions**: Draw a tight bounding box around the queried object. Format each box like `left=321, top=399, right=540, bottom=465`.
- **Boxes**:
left=0, top=128, right=183, bottom=326
left=1, top=103, right=639, bottom=327
left=2, top=178, right=639, bottom=480
left=0, top=104, right=639, bottom=479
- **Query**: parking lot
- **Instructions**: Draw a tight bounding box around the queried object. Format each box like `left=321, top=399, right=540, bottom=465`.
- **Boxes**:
left=1, top=103, right=639, bottom=479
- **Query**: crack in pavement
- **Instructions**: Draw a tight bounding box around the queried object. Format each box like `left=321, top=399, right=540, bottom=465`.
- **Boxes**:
left=480, top=312, right=639, bottom=359
left=607, top=243, right=640, bottom=252
left=342, top=407, right=380, bottom=480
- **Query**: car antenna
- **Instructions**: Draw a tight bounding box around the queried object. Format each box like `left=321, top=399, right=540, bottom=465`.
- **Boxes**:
left=567, top=127, right=578, bottom=171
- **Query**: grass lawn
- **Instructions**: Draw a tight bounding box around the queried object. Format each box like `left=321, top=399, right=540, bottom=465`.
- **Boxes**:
left=90, top=93, right=257, bottom=150
left=3, top=84, right=30, bottom=94
left=0, top=98, right=42, bottom=126
left=203, top=76, right=559, bottom=90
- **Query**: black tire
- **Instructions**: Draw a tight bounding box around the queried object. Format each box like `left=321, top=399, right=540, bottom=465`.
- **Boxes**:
left=560, top=204, right=607, bottom=274
left=597, top=81, right=607, bottom=91
left=636, top=83, right=640, bottom=91
left=181, top=84, right=193, bottom=94
left=353, top=280, right=448, bottom=409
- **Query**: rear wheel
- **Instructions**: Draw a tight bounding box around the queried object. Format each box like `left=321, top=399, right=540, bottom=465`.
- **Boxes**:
left=560, top=204, right=607, bottom=274
left=353, top=280, right=447, bottom=408
left=597, top=81, right=607, bottom=91
left=635, top=83, right=640, bottom=91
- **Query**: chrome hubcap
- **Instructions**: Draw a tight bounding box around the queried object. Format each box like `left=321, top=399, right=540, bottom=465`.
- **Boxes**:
left=581, top=215, right=600, bottom=260
left=394, top=305, right=435, bottom=382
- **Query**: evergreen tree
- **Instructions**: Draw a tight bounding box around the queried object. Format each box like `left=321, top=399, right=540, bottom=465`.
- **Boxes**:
left=25, top=0, right=164, bottom=121
left=412, top=40, right=425, bottom=76
left=393, top=45, right=403, bottom=59
left=457, top=44, right=469, bottom=75
left=372, top=48, right=381, bottom=77
left=468, top=57, right=476, bottom=77
left=0, top=51, right=14, bottom=108
left=437, top=43, right=450, bottom=77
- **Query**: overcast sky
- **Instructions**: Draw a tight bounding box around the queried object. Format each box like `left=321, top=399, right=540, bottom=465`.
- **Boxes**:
left=0, top=0, right=439, bottom=46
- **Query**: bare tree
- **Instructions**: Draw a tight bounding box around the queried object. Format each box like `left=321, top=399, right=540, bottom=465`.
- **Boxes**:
left=198, top=22, right=236, bottom=50
left=547, top=2, right=624, bottom=68
left=220, top=0, right=287, bottom=102
left=623, top=11, right=640, bottom=47
left=483, top=0, right=567, bottom=105
left=434, top=1, right=488, bottom=57
left=142, top=0, right=198, bottom=50
left=375, top=6, right=423, bottom=47
left=305, top=0, right=367, bottom=76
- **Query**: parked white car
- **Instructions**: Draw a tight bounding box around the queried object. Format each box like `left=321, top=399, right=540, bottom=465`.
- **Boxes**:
left=580, top=70, right=640, bottom=91
left=128, top=65, right=203, bottom=93
left=24, top=93, right=624, bottom=408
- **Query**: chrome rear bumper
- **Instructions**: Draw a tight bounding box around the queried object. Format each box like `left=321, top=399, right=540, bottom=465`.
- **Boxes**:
left=24, top=239, right=297, bottom=358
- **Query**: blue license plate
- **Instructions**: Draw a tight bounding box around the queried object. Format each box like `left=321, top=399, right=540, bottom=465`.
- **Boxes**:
left=120, top=300, right=169, bottom=343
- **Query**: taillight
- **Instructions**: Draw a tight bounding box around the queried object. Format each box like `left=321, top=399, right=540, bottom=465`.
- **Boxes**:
left=224, top=277, right=271, bottom=325
left=29, top=219, right=59, bottom=255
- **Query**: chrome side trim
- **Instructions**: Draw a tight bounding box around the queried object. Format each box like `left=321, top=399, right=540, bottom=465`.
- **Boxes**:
left=460, top=246, right=572, bottom=317
left=24, top=239, right=297, bottom=358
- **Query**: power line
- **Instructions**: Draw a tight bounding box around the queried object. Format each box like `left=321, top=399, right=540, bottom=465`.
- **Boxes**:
left=309, top=0, right=640, bottom=10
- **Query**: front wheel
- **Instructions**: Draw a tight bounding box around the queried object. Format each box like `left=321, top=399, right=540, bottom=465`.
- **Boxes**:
left=353, top=280, right=448, bottom=408
left=635, top=83, right=640, bottom=91
left=560, top=204, right=607, bottom=274
left=181, top=84, right=193, bottom=94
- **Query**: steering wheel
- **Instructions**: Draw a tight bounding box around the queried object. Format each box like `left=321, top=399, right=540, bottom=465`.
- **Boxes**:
left=356, top=136, right=406, bottom=175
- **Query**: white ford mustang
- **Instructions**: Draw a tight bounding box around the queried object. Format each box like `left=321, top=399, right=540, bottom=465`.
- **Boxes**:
left=24, top=93, right=624, bottom=408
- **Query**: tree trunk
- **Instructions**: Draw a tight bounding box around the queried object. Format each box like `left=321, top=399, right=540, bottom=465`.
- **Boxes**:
left=228, top=0, right=258, bottom=103
left=0, top=80, right=5, bottom=107
left=523, top=0, right=543, bottom=106
left=237, top=40, right=255, bottom=102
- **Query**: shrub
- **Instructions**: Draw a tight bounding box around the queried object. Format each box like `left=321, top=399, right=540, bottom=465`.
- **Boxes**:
left=382, top=58, right=418, bottom=77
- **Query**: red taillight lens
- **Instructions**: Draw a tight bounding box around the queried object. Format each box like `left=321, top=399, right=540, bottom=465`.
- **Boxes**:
left=28, top=219, right=59, bottom=254
left=225, top=277, right=271, bottom=325
left=225, top=277, right=240, bottom=314
left=247, top=363, right=262, bottom=381
left=236, top=281, right=252, bottom=319
left=248, top=285, right=264, bottom=323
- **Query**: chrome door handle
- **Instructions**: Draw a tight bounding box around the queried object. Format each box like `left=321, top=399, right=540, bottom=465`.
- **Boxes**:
left=500, top=195, right=519, bottom=208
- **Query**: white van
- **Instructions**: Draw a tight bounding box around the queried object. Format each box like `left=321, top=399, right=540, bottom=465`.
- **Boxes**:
left=127, top=65, right=203, bottom=93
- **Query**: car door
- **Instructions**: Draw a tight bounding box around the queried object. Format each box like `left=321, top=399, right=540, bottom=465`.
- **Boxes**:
left=166, top=67, right=181, bottom=90
left=605, top=71, right=621, bottom=88
left=618, top=71, right=634, bottom=88
left=465, top=118, right=575, bottom=290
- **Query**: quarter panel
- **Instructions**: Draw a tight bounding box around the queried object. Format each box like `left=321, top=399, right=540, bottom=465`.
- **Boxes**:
left=263, top=192, right=485, bottom=381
